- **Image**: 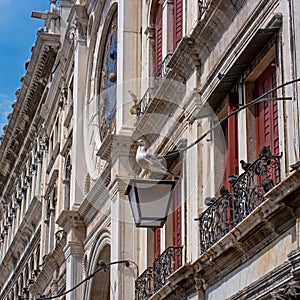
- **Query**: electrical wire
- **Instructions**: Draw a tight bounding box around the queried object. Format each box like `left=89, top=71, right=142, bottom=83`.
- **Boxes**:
left=157, top=77, right=300, bottom=159
left=37, top=260, right=134, bottom=300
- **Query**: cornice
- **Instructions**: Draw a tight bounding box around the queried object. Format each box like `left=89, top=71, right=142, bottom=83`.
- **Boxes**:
left=0, top=31, right=60, bottom=196
left=78, top=162, right=112, bottom=224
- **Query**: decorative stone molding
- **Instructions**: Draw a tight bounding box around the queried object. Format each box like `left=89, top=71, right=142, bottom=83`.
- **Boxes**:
left=144, top=26, right=155, bottom=38
left=271, top=280, right=300, bottom=299
left=56, top=210, right=86, bottom=243
left=29, top=235, right=66, bottom=296
left=64, top=241, right=84, bottom=260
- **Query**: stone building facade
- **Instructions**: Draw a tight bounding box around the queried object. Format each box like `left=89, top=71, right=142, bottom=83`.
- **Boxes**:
left=0, top=0, right=300, bottom=299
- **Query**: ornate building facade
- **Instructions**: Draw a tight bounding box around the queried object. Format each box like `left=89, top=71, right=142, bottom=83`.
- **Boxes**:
left=0, top=0, right=300, bottom=299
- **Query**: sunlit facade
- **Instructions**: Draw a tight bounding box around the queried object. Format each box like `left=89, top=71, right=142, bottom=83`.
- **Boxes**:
left=0, top=0, right=300, bottom=299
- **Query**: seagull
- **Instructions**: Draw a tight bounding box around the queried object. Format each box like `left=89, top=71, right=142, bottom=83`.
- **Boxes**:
left=135, top=139, right=175, bottom=178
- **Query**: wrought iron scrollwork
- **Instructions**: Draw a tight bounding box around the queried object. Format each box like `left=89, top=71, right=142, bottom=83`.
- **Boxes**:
left=135, top=246, right=183, bottom=299
left=198, top=146, right=281, bottom=254
left=136, top=87, right=154, bottom=122
left=153, top=246, right=182, bottom=292
left=198, top=0, right=211, bottom=19
left=135, top=267, right=154, bottom=300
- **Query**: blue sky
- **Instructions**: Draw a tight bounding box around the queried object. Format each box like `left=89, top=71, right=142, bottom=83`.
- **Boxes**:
left=0, top=0, right=50, bottom=136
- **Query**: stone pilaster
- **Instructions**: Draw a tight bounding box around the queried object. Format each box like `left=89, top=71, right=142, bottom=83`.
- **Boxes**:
left=57, top=210, right=86, bottom=300
left=194, top=274, right=206, bottom=300
left=110, top=177, right=137, bottom=299
left=69, top=5, right=88, bottom=209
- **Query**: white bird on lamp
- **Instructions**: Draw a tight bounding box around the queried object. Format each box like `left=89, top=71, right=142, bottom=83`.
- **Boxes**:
left=135, top=139, right=175, bottom=178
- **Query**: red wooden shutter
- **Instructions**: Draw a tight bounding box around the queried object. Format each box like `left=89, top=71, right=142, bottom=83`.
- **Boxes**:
left=255, top=63, right=279, bottom=183
left=173, top=0, right=183, bottom=50
left=155, top=4, right=163, bottom=73
left=172, top=182, right=181, bottom=247
left=223, top=93, right=239, bottom=190
left=154, top=228, right=160, bottom=259
left=172, top=181, right=181, bottom=270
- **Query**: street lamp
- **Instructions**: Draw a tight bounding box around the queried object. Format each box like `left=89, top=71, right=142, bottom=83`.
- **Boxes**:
left=125, top=179, right=177, bottom=228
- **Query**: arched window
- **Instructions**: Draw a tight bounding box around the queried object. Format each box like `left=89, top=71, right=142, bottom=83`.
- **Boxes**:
left=89, top=245, right=111, bottom=300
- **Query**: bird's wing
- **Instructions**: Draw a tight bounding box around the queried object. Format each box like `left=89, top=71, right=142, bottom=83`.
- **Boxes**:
left=145, top=153, right=172, bottom=174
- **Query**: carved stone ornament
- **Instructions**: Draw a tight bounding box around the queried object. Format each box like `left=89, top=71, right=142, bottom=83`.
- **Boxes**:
left=271, top=280, right=300, bottom=300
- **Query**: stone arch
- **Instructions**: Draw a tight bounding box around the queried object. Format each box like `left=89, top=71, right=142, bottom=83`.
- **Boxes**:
left=146, top=0, right=162, bottom=78
left=147, top=0, right=160, bottom=28
left=84, top=228, right=111, bottom=300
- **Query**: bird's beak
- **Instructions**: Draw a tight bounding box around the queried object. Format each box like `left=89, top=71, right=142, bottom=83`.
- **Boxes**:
left=134, top=140, right=140, bottom=146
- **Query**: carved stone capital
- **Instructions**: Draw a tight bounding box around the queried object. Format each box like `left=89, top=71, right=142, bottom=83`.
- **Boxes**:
left=194, top=274, right=206, bottom=292
left=64, top=241, right=84, bottom=260
left=56, top=210, right=86, bottom=243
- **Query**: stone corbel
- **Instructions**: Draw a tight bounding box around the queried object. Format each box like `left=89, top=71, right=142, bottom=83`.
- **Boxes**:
left=172, top=284, right=187, bottom=299
left=194, top=274, right=206, bottom=292
left=144, top=26, right=155, bottom=39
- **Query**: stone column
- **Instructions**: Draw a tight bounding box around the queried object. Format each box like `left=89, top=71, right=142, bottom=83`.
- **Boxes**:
left=116, top=0, right=141, bottom=135
left=69, top=5, right=88, bottom=210
left=110, top=178, right=137, bottom=300
left=31, top=151, right=37, bottom=201
left=35, top=145, right=43, bottom=198
left=99, top=135, right=138, bottom=299
left=194, top=274, right=206, bottom=300
left=57, top=211, right=86, bottom=300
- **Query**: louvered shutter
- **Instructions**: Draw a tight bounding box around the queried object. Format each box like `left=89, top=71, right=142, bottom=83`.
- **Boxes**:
left=172, top=181, right=181, bottom=270
left=255, top=64, right=279, bottom=183
left=223, top=93, right=239, bottom=190
left=155, top=4, right=163, bottom=73
left=173, top=0, right=183, bottom=49
left=154, top=228, right=160, bottom=259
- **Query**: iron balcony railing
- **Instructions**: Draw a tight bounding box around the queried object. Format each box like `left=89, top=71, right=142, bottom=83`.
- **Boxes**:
left=198, top=0, right=211, bottom=19
left=155, top=53, right=173, bottom=79
left=136, top=87, right=154, bottom=121
left=136, top=54, right=173, bottom=123
left=135, top=267, right=154, bottom=300
left=135, top=246, right=183, bottom=300
left=197, top=146, right=282, bottom=254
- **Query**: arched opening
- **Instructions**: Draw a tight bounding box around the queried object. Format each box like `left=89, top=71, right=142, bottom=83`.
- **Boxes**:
left=89, top=244, right=111, bottom=300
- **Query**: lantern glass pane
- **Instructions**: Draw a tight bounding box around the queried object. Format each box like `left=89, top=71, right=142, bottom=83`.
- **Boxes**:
left=135, top=182, right=173, bottom=219
left=129, top=187, right=140, bottom=224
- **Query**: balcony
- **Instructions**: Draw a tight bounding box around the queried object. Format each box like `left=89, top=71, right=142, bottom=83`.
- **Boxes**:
left=198, top=0, right=211, bottom=19
left=197, top=146, right=282, bottom=254
left=136, top=53, right=173, bottom=123
left=135, top=246, right=183, bottom=300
